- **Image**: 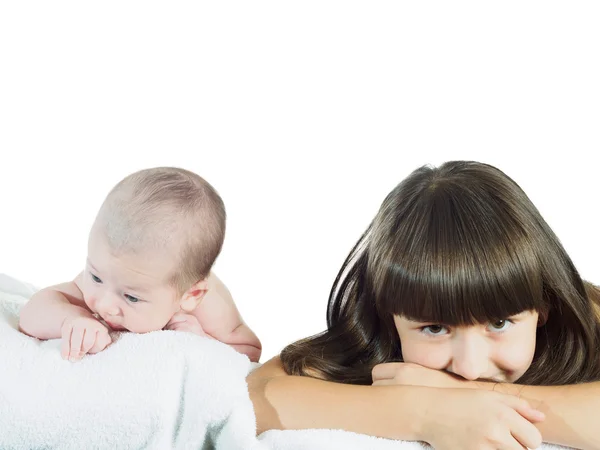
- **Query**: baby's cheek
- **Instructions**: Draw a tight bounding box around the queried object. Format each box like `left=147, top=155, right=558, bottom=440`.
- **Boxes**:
left=80, top=287, right=96, bottom=309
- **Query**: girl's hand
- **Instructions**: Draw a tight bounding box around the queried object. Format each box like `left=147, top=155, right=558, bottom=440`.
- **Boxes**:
left=164, top=312, right=208, bottom=337
left=372, top=362, right=471, bottom=389
left=417, top=387, right=545, bottom=450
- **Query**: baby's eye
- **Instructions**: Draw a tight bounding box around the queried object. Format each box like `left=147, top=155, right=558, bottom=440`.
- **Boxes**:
left=90, top=273, right=102, bottom=284
left=422, top=325, right=449, bottom=336
left=124, top=294, right=140, bottom=303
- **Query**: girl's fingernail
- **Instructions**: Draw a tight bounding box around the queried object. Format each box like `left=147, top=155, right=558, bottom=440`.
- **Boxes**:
left=532, top=409, right=545, bottom=420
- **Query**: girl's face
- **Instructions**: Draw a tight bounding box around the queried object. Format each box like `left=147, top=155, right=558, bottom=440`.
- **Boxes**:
left=394, top=311, right=540, bottom=383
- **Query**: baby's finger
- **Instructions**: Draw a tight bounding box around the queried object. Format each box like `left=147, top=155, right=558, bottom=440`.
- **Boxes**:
left=88, top=332, right=111, bottom=354
left=61, top=326, right=73, bottom=359
left=69, top=327, right=85, bottom=360
left=81, top=328, right=97, bottom=354
left=99, top=331, right=112, bottom=348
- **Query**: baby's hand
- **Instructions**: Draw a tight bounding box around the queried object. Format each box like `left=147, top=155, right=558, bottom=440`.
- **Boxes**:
left=61, top=316, right=112, bottom=362
left=165, top=312, right=207, bottom=337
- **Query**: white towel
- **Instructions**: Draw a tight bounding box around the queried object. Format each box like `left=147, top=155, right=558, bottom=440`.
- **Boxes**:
left=258, top=429, right=572, bottom=450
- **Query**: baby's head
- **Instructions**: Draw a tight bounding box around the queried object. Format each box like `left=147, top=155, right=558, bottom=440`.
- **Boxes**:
left=80, top=167, right=226, bottom=333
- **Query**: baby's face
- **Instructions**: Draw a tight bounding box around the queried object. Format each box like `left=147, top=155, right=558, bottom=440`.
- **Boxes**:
left=80, top=230, right=183, bottom=333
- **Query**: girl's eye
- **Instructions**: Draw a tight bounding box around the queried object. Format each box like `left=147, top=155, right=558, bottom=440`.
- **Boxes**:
left=422, top=325, right=449, bottom=336
left=487, top=319, right=513, bottom=332
left=90, top=274, right=102, bottom=284
left=124, top=294, right=140, bottom=303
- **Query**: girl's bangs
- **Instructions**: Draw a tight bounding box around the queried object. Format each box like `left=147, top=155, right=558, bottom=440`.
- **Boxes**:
left=374, top=233, right=546, bottom=326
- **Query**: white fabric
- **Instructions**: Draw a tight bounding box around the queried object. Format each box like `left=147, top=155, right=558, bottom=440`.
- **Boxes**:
left=257, top=430, right=571, bottom=449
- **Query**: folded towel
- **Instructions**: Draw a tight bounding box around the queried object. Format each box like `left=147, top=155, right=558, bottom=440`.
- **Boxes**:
left=258, top=429, right=572, bottom=450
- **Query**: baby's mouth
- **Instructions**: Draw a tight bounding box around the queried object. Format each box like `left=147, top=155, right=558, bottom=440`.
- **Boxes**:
left=94, top=314, right=126, bottom=331
left=105, top=320, right=125, bottom=331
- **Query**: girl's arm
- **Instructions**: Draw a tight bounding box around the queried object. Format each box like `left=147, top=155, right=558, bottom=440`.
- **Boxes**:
left=491, top=381, right=600, bottom=449
left=372, top=362, right=600, bottom=449
left=247, top=357, right=423, bottom=439
left=247, top=357, right=544, bottom=450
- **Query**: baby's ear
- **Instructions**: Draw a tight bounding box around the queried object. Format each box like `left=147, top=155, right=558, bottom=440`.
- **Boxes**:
left=179, top=278, right=209, bottom=313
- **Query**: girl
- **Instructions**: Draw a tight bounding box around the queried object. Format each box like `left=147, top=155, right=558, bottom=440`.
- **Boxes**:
left=248, top=161, right=600, bottom=450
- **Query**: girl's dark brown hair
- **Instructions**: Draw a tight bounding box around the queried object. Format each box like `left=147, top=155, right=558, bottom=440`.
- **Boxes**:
left=281, top=161, right=600, bottom=385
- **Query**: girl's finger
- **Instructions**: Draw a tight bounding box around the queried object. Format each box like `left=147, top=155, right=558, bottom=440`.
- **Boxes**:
left=372, top=379, right=397, bottom=386
left=371, top=363, right=400, bottom=382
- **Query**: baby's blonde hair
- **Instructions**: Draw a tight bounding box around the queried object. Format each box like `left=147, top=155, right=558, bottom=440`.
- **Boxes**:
left=94, top=167, right=226, bottom=294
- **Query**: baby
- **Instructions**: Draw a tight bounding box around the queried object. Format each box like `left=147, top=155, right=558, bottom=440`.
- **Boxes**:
left=19, top=167, right=261, bottom=362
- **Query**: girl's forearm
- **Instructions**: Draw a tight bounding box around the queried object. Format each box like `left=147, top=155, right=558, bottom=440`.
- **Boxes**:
left=247, top=358, right=425, bottom=440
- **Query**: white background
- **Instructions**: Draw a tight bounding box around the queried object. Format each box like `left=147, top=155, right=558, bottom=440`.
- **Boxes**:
left=0, top=2, right=598, bottom=361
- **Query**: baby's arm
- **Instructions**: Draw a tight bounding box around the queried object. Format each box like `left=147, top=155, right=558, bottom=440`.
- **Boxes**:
left=190, top=272, right=262, bottom=362
left=19, top=272, right=94, bottom=339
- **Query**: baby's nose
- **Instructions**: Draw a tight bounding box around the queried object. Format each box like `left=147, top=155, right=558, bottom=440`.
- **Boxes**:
left=96, top=295, right=120, bottom=316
